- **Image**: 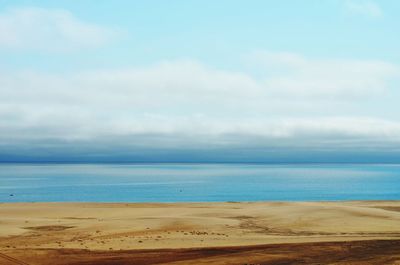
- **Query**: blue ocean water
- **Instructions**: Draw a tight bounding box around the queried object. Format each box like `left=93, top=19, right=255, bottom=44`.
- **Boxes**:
left=0, top=164, right=399, bottom=202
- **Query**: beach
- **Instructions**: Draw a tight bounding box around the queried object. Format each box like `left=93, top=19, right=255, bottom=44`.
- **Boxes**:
left=2, top=0, right=400, bottom=264
left=1, top=201, right=400, bottom=264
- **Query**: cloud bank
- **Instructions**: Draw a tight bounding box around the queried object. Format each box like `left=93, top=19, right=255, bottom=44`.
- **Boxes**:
left=1, top=52, right=400, bottom=162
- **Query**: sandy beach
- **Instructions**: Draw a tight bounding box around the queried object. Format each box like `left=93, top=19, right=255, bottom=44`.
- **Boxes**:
left=1, top=201, right=400, bottom=264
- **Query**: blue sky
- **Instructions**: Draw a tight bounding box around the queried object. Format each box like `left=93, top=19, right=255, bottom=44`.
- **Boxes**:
left=1, top=0, right=400, bottom=162
left=1, top=1, right=400, bottom=69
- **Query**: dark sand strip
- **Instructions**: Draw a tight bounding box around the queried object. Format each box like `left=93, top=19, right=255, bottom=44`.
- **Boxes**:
left=4, top=239, right=400, bottom=265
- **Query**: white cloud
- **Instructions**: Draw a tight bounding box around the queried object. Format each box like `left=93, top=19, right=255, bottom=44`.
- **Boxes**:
left=345, top=0, right=383, bottom=18
left=248, top=51, right=398, bottom=98
left=0, top=52, right=400, bottom=149
left=0, top=7, right=118, bottom=51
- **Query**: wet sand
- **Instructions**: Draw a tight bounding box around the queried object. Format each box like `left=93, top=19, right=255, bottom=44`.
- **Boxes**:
left=1, top=201, right=400, bottom=264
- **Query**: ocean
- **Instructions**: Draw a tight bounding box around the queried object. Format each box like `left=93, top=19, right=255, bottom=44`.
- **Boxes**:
left=0, top=163, right=399, bottom=202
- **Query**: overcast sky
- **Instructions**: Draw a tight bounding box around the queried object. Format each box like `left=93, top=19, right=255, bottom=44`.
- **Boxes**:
left=1, top=0, right=400, bottom=163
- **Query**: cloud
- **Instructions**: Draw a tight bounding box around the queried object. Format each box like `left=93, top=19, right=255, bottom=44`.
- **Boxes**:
left=0, top=7, right=119, bottom=51
left=344, top=0, right=383, bottom=18
left=1, top=51, right=400, bottom=162
left=247, top=51, right=398, bottom=98
left=1, top=52, right=399, bottom=149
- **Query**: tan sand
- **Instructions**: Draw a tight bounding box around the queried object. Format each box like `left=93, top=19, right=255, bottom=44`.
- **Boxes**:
left=0, top=201, right=400, bottom=264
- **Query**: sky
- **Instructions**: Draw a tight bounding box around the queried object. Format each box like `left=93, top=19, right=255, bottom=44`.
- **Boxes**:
left=1, top=0, right=400, bottom=163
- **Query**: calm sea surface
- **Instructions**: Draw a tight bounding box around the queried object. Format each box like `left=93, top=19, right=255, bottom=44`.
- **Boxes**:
left=0, top=164, right=399, bottom=202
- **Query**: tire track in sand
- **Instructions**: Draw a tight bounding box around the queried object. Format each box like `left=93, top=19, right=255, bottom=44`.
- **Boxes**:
left=0, top=252, right=30, bottom=265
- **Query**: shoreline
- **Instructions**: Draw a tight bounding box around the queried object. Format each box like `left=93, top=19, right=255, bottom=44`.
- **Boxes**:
left=3, top=199, right=400, bottom=205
